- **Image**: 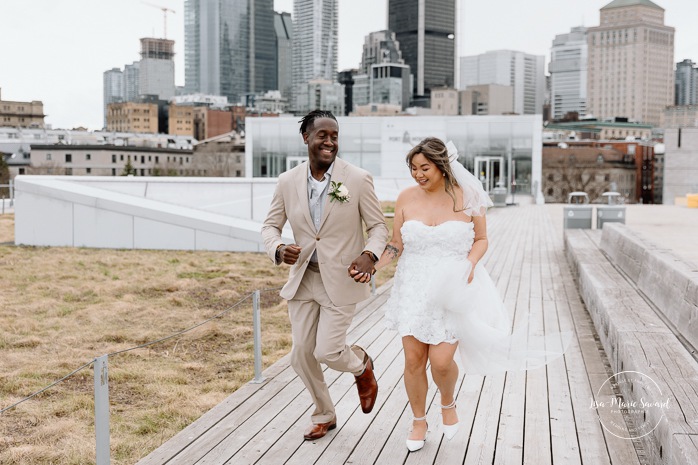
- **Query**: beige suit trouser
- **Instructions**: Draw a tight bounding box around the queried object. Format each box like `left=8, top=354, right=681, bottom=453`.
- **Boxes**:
left=288, top=268, right=365, bottom=424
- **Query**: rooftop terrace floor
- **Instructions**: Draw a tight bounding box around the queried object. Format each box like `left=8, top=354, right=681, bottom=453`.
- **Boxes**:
left=136, top=203, right=665, bottom=465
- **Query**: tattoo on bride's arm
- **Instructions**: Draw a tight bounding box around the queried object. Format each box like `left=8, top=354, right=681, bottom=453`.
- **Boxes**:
left=385, top=244, right=400, bottom=260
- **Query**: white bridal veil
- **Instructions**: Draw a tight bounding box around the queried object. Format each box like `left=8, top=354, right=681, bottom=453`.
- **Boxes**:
left=430, top=142, right=571, bottom=375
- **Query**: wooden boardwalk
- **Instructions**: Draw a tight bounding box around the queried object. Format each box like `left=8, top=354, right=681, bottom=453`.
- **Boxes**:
left=138, top=205, right=642, bottom=465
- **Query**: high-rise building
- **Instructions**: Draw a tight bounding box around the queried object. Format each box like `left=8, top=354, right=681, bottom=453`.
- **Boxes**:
left=351, top=30, right=411, bottom=112
left=274, top=11, right=293, bottom=99
left=460, top=50, right=545, bottom=115
left=292, top=0, right=338, bottom=111
left=139, top=38, right=176, bottom=101
left=587, top=0, right=674, bottom=126
left=295, top=79, right=345, bottom=116
left=184, top=0, right=277, bottom=104
left=675, top=59, right=698, bottom=106
left=123, top=62, right=141, bottom=102
left=388, top=0, right=455, bottom=106
left=360, top=30, right=404, bottom=75
left=550, top=26, right=588, bottom=121
left=103, top=68, right=124, bottom=128
left=250, top=0, right=277, bottom=96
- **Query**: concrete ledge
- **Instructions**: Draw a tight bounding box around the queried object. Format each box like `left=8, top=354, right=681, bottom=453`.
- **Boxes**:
left=601, top=224, right=698, bottom=353
left=15, top=176, right=294, bottom=251
left=565, top=229, right=698, bottom=465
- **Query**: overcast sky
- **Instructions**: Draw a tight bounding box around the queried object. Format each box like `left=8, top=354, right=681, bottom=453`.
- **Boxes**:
left=1, top=0, right=696, bottom=130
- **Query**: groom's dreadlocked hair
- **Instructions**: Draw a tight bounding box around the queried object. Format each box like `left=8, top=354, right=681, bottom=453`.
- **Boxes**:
left=299, top=110, right=337, bottom=134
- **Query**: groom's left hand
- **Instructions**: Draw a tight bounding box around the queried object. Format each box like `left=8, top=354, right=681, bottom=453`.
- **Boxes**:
left=348, top=253, right=375, bottom=283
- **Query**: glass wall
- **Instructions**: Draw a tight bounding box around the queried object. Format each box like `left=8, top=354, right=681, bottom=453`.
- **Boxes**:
left=246, top=115, right=542, bottom=197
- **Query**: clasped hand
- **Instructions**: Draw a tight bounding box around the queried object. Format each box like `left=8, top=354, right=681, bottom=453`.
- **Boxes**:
left=348, top=253, right=374, bottom=284
left=278, top=245, right=374, bottom=284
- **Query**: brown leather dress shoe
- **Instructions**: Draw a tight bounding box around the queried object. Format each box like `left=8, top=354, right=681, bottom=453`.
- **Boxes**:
left=303, top=420, right=337, bottom=440
left=354, top=353, right=378, bottom=413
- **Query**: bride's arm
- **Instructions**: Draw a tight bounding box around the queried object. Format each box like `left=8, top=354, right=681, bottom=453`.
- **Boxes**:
left=466, top=215, right=488, bottom=282
left=374, top=191, right=407, bottom=272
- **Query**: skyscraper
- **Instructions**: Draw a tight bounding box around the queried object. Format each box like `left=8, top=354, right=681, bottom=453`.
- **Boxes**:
left=388, top=0, right=455, bottom=106
left=123, top=62, right=141, bottom=102
left=139, top=38, right=176, bottom=101
left=675, top=59, right=698, bottom=106
left=274, top=12, right=293, bottom=100
left=549, top=27, right=588, bottom=120
left=103, top=68, right=123, bottom=128
left=460, top=50, right=545, bottom=115
left=184, top=0, right=277, bottom=104
left=250, top=0, right=277, bottom=96
left=587, top=0, right=674, bottom=125
left=291, top=0, right=338, bottom=109
left=360, top=30, right=404, bottom=75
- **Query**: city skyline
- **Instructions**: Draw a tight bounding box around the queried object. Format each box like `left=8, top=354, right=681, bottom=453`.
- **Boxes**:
left=1, top=0, right=697, bottom=130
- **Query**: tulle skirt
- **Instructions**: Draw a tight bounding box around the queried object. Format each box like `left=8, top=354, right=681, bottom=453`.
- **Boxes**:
left=427, top=258, right=571, bottom=375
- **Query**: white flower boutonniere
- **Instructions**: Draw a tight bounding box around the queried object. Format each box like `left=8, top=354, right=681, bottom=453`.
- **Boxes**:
left=329, top=181, right=350, bottom=203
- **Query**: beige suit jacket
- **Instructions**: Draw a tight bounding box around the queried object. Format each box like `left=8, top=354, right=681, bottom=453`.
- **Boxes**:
left=262, top=158, right=388, bottom=307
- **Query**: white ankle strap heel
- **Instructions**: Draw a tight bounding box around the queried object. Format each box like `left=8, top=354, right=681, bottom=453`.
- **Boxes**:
left=441, top=400, right=460, bottom=440
left=406, top=415, right=428, bottom=452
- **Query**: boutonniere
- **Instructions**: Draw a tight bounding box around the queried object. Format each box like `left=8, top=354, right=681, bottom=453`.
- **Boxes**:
left=328, top=181, right=351, bottom=203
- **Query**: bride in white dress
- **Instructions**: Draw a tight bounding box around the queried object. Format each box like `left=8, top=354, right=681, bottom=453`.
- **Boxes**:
left=371, top=137, right=569, bottom=452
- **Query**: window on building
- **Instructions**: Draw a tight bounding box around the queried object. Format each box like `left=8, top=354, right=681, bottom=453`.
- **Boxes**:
left=65, top=168, right=73, bottom=175
left=120, top=154, right=124, bottom=161
left=65, top=154, right=72, bottom=163
left=236, top=170, right=242, bottom=177
left=112, top=168, right=116, bottom=176
left=46, top=154, right=52, bottom=161
left=86, top=168, right=92, bottom=174
left=141, top=155, right=145, bottom=163
left=112, top=154, right=116, bottom=163
left=86, top=154, right=91, bottom=161
left=155, top=156, right=159, bottom=163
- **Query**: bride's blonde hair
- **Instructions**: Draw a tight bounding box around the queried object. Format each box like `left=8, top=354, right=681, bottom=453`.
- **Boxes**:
left=406, top=137, right=463, bottom=212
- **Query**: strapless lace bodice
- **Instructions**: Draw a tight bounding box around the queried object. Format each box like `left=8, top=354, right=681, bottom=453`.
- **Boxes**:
left=400, top=220, right=474, bottom=258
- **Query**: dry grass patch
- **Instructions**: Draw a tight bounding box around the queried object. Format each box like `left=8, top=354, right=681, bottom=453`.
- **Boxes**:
left=0, top=211, right=396, bottom=464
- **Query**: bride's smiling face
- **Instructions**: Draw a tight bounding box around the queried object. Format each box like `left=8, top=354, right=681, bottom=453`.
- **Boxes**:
left=410, top=153, right=444, bottom=191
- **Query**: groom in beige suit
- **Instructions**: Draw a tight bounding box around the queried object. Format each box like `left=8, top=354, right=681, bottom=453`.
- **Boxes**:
left=262, top=110, right=388, bottom=440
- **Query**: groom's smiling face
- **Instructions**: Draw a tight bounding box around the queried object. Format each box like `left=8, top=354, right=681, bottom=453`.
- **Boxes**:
left=304, top=117, right=339, bottom=171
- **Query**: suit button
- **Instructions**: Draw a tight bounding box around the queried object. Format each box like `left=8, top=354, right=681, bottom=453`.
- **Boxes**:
left=316, top=237, right=320, bottom=241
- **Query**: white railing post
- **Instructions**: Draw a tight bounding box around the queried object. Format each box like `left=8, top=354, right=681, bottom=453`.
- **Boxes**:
left=94, top=355, right=110, bottom=465
left=251, top=290, right=266, bottom=384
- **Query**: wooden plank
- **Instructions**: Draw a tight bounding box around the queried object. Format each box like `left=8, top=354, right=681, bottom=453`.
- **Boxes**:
left=256, top=323, right=397, bottom=464
left=547, top=207, right=617, bottom=465
left=490, top=202, right=532, bottom=465
left=313, top=335, right=411, bottom=464
left=538, top=208, right=582, bottom=465
left=523, top=211, right=552, bottom=465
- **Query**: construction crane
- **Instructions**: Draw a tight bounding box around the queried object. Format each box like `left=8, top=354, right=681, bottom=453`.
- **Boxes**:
left=141, top=1, right=176, bottom=39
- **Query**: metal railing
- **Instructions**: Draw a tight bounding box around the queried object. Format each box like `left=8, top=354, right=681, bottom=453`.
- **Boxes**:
left=0, top=286, right=282, bottom=464
left=0, top=180, right=14, bottom=214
